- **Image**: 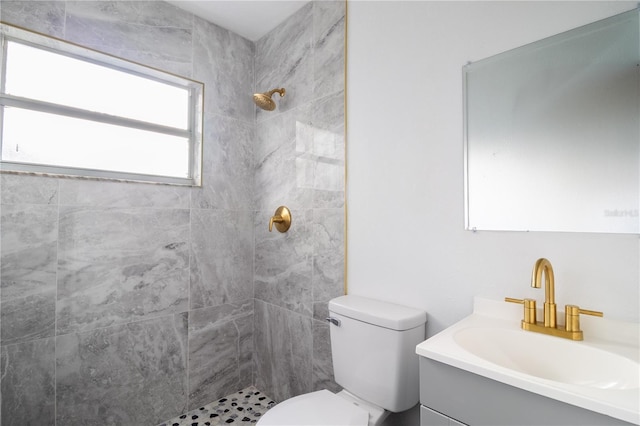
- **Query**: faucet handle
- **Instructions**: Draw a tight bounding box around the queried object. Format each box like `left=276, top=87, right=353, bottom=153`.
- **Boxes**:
left=505, top=297, right=537, bottom=324
left=565, top=305, right=603, bottom=332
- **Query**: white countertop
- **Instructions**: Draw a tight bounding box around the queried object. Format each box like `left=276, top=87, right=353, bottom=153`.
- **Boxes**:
left=416, top=297, right=640, bottom=425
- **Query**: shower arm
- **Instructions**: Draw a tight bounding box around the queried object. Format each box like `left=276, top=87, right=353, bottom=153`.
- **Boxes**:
left=265, top=88, right=286, bottom=98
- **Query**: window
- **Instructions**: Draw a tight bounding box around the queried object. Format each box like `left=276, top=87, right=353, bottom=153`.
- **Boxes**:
left=0, top=23, right=203, bottom=186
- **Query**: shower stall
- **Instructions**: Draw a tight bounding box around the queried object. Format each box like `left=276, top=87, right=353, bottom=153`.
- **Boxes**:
left=0, top=0, right=345, bottom=424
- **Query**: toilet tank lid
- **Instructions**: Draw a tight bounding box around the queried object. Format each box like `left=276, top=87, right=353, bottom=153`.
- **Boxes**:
left=329, top=295, right=427, bottom=331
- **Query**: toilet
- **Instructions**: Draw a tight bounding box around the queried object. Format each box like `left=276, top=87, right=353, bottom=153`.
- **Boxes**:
left=257, top=295, right=427, bottom=426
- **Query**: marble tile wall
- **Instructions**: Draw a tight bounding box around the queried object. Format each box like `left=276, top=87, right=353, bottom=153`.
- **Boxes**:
left=0, top=1, right=255, bottom=424
left=253, top=0, right=346, bottom=403
left=0, top=0, right=345, bottom=424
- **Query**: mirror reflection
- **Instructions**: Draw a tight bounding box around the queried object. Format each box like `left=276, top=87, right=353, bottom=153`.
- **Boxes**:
left=465, top=8, right=639, bottom=234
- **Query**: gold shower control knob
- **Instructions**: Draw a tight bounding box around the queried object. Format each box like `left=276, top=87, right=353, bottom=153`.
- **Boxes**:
left=269, top=206, right=291, bottom=233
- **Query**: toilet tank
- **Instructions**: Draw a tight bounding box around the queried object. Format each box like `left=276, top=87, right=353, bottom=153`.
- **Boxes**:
left=328, top=295, right=427, bottom=413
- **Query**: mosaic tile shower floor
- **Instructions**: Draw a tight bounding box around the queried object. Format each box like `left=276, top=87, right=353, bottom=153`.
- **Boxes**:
left=159, top=386, right=276, bottom=426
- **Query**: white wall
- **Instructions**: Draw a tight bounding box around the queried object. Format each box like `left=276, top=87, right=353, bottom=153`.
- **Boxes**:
left=346, top=1, right=639, bottom=335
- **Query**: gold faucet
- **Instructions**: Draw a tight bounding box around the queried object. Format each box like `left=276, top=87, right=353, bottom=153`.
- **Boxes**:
left=531, top=258, right=557, bottom=328
left=505, top=258, right=603, bottom=341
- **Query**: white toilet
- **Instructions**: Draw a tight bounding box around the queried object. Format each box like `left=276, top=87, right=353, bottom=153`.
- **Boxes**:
left=257, top=295, right=427, bottom=426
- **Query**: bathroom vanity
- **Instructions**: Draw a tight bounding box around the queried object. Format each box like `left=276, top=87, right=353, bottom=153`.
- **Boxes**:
left=416, top=298, right=640, bottom=426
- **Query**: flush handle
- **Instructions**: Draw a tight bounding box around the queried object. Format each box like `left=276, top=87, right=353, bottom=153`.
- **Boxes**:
left=325, top=317, right=341, bottom=327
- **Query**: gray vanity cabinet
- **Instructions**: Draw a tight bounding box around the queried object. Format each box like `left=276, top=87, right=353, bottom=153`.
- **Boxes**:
left=419, top=357, right=635, bottom=426
left=420, top=405, right=466, bottom=426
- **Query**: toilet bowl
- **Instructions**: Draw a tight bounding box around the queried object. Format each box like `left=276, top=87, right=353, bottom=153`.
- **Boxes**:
left=257, top=389, right=387, bottom=426
left=256, top=295, right=427, bottom=426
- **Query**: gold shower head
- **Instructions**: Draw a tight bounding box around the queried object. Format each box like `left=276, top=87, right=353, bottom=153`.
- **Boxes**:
left=253, top=88, right=286, bottom=111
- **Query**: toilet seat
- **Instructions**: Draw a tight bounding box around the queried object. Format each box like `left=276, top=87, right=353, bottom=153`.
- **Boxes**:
left=256, top=389, right=369, bottom=426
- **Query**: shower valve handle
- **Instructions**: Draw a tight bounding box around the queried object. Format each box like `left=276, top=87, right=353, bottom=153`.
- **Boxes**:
left=269, top=215, right=283, bottom=232
left=269, top=206, right=291, bottom=233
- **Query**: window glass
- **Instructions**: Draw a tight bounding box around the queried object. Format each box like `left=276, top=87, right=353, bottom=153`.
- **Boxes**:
left=0, top=24, right=203, bottom=186
left=5, top=42, right=190, bottom=129
left=2, top=108, right=190, bottom=178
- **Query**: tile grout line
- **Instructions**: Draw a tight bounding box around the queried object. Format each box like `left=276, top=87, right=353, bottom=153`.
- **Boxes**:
left=54, top=177, right=62, bottom=426
left=186, top=195, right=192, bottom=415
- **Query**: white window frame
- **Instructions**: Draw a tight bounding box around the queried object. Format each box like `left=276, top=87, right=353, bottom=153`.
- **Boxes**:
left=0, top=23, right=203, bottom=186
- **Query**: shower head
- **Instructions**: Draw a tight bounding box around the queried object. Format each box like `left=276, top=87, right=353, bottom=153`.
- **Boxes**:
left=253, top=88, right=286, bottom=111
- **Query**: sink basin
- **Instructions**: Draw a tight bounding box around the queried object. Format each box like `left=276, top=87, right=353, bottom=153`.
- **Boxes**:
left=416, top=298, right=640, bottom=424
left=454, top=326, right=639, bottom=390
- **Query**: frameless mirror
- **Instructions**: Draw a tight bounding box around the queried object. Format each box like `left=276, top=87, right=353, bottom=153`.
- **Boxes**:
left=464, top=8, right=639, bottom=234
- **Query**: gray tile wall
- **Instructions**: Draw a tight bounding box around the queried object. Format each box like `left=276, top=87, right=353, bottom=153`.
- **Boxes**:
left=0, top=0, right=345, bottom=424
left=0, top=1, right=255, bottom=424
left=253, top=1, right=345, bottom=403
